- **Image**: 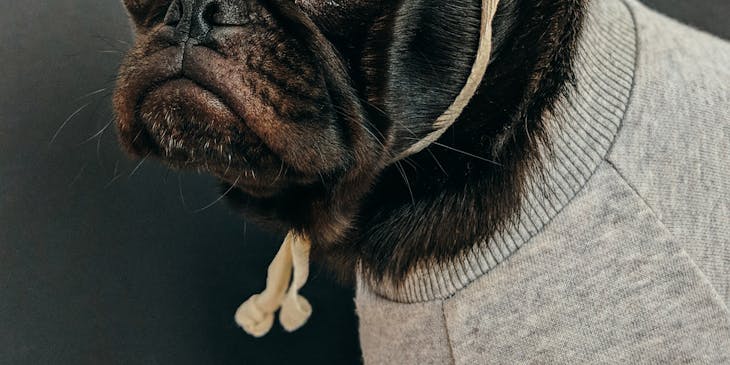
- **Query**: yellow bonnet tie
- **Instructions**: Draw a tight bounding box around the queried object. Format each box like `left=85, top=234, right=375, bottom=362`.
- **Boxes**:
left=235, top=0, right=499, bottom=337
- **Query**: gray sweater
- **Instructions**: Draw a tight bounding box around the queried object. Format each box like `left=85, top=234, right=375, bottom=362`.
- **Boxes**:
left=355, top=0, right=730, bottom=363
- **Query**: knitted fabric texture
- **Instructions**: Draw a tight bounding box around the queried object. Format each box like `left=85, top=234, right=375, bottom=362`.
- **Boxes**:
left=356, top=0, right=730, bottom=363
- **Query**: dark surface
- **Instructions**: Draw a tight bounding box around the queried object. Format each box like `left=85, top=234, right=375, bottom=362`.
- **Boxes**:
left=0, top=1, right=727, bottom=364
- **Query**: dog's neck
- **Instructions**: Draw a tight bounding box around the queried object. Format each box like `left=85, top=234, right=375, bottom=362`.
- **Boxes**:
left=322, top=0, right=587, bottom=284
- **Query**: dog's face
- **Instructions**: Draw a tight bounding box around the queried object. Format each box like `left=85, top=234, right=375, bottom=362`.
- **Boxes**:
left=114, top=0, right=481, bottom=241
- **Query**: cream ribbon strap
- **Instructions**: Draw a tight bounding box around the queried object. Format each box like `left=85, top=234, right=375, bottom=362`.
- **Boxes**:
left=393, top=0, right=500, bottom=162
left=235, top=232, right=312, bottom=337
left=236, top=0, right=498, bottom=337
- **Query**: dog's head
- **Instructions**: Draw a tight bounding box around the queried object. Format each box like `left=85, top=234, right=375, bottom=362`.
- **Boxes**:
left=114, top=0, right=487, bottom=243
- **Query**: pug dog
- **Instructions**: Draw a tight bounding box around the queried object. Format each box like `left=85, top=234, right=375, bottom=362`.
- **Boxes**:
left=114, top=0, right=583, bottom=283
left=111, top=0, right=730, bottom=361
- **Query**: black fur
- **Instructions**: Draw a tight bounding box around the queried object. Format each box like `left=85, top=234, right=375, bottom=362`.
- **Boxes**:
left=320, top=0, right=587, bottom=284
left=114, top=0, right=587, bottom=286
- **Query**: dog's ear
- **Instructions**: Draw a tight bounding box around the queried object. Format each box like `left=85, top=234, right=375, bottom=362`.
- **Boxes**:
left=373, top=0, right=483, bottom=153
left=122, top=0, right=172, bottom=31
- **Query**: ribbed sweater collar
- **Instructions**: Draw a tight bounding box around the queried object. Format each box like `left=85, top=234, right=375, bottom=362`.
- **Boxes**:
left=371, top=0, right=638, bottom=303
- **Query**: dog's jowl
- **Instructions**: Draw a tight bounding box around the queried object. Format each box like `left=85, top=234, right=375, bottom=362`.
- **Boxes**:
left=114, top=0, right=730, bottom=362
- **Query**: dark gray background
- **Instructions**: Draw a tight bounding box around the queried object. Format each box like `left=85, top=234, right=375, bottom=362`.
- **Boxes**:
left=1, top=1, right=728, bottom=364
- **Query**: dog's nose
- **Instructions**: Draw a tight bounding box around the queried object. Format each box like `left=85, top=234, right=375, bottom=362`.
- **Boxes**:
left=189, top=0, right=220, bottom=38
left=165, top=0, right=255, bottom=42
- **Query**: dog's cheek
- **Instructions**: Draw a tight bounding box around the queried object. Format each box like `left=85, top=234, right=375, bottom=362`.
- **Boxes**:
left=123, top=0, right=156, bottom=27
left=123, top=0, right=175, bottom=34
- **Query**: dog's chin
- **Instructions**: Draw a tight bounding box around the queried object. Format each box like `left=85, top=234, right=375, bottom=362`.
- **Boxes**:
left=138, top=79, right=244, bottom=163
left=130, top=78, right=324, bottom=198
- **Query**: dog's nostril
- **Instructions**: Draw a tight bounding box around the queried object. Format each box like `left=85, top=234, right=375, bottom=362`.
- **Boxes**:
left=189, top=0, right=222, bottom=37
left=184, top=0, right=255, bottom=41
left=193, top=1, right=254, bottom=33
left=202, top=2, right=221, bottom=27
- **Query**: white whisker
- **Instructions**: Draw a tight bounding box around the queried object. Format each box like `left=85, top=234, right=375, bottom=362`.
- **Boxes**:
left=128, top=153, right=151, bottom=178
left=430, top=141, right=501, bottom=166
left=103, top=161, right=123, bottom=188
left=81, top=117, right=114, bottom=144
left=403, top=137, right=502, bottom=166
left=50, top=102, right=91, bottom=146
left=75, top=88, right=108, bottom=101
left=178, top=174, right=191, bottom=211
left=394, top=161, right=416, bottom=206
left=193, top=174, right=242, bottom=213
